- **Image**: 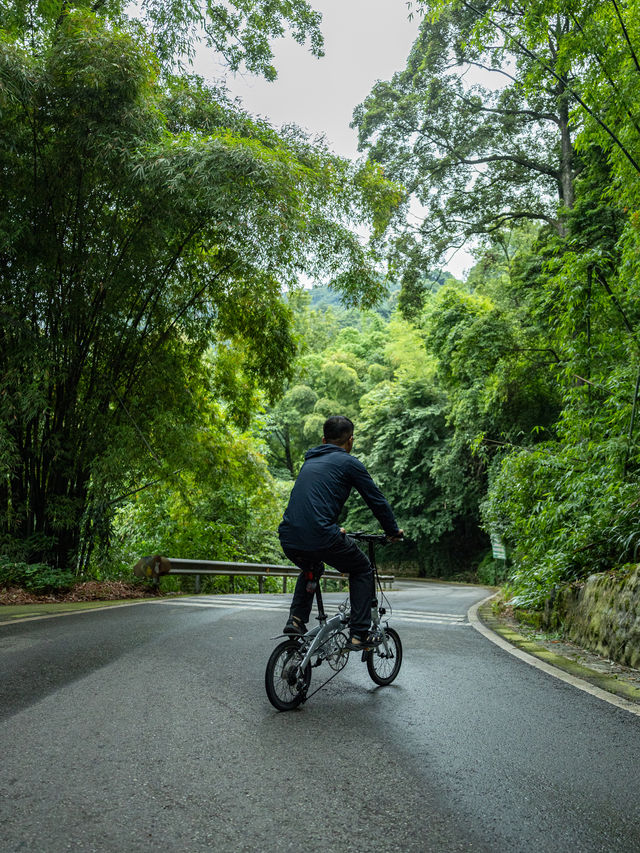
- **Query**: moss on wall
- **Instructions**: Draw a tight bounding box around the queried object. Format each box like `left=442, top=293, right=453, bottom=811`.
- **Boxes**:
left=540, top=565, right=640, bottom=668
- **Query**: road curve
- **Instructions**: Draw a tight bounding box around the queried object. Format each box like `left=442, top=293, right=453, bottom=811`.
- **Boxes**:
left=1, top=580, right=640, bottom=852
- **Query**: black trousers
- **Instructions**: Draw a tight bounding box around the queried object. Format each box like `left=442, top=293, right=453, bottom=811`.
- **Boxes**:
left=281, top=534, right=374, bottom=634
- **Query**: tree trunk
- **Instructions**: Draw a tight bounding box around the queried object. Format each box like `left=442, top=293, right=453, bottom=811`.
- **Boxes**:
left=283, top=427, right=295, bottom=478
left=557, top=86, right=576, bottom=232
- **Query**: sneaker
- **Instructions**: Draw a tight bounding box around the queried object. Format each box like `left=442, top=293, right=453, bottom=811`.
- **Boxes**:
left=283, top=616, right=306, bottom=636
left=344, top=633, right=372, bottom=651
left=344, top=632, right=382, bottom=651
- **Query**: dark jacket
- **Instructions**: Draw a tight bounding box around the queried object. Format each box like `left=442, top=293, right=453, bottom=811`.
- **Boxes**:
left=278, top=444, right=399, bottom=550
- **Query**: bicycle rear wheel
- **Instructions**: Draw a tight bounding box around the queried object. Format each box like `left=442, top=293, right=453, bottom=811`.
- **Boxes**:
left=265, top=640, right=312, bottom=711
left=366, top=627, right=402, bottom=686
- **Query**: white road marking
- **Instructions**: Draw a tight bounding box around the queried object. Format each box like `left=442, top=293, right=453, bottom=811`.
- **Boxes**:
left=160, top=597, right=470, bottom=625
left=162, top=600, right=287, bottom=612
left=394, top=615, right=471, bottom=626
left=391, top=608, right=466, bottom=620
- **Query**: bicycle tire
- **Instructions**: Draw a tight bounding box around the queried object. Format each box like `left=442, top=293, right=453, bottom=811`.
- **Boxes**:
left=366, top=627, right=402, bottom=685
left=265, top=639, right=312, bottom=711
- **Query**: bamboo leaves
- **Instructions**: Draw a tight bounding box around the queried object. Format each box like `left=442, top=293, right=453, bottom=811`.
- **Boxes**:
left=0, top=10, right=400, bottom=569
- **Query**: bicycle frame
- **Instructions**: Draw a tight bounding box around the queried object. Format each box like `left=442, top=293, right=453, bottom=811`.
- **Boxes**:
left=295, top=531, right=392, bottom=671
left=296, top=609, right=349, bottom=671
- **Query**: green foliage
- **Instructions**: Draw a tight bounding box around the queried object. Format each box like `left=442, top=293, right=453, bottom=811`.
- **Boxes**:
left=1, top=0, right=324, bottom=77
left=8, top=0, right=640, bottom=601
left=346, top=377, right=459, bottom=575
left=263, top=302, right=404, bottom=476
left=0, top=11, right=401, bottom=576
left=263, top=205, right=639, bottom=590
left=479, top=145, right=640, bottom=607
left=110, top=420, right=288, bottom=571
left=483, top=437, right=640, bottom=608
left=481, top=226, right=640, bottom=606
left=325, top=0, right=640, bottom=595
left=262, top=257, right=564, bottom=579
left=353, top=0, right=581, bottom=311
left=0, top=562, right=75, bottom=592
left=476, top=553, right=509, bottom=587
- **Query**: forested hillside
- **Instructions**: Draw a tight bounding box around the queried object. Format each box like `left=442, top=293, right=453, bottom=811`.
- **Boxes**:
left=2, top=0, right=640, bottom=610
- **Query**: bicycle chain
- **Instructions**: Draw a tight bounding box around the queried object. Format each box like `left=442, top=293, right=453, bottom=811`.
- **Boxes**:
left=303, top=663, right=345, bottom=701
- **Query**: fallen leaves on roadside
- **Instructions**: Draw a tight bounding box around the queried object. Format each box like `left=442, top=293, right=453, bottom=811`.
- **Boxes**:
left=0, top=580, right=159, bottom=606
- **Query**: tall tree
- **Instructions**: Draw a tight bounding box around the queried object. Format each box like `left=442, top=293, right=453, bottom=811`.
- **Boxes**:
left=0, top=11, right=401, bottom=568
left=353, top=1, right=582, bottom=310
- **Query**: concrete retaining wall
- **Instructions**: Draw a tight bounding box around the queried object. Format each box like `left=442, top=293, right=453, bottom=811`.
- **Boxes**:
left=541, top=565, right=640, bottom=668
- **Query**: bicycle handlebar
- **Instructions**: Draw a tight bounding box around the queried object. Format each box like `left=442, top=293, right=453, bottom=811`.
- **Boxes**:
left=347, top=531, right=403, bottom=543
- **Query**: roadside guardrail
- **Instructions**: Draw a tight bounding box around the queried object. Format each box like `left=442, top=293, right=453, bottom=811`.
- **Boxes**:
left=133, top=556, right=394, bottom=593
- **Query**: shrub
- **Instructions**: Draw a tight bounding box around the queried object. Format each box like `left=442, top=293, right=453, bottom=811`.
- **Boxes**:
left=0, top=562, right=76, bottom=592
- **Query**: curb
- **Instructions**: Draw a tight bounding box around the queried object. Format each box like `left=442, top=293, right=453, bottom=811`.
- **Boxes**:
left=468, top=594, right=640, bottom=717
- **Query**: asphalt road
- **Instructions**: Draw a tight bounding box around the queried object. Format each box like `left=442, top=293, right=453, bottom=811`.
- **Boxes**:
left=2, top=580, right=640, bottom=852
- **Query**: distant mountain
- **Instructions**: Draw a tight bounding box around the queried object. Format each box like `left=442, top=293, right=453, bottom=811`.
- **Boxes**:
left=307, top=273, right=452, bottom=320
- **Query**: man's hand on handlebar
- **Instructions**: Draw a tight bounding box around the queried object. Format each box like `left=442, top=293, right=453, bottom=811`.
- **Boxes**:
left=342, top=529, right=405, bottom=542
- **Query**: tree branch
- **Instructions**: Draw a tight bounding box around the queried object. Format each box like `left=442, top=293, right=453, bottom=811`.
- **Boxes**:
left=460, top=0, right=640, bottom=176
left=484, top=210, right=558, bottom=229
left=447, top=60, right=519, bottom=85
left=412, top=125, right=560, bottom=180
left=450, top=151, right=560, bottom=178
left=452, top=90, right=561, bottom=126
left=611, top=0, right=640, bottom=74
left=569, top=10, right=640, bottom=138
left=594, top=267, right=640, bottom=349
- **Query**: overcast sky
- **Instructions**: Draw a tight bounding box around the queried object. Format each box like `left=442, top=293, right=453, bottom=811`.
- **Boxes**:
left=194, top=1, right=473, bottom=278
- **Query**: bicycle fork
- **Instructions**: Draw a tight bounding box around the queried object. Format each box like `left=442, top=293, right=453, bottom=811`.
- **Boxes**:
left=370, top=599, right=394, bottom=659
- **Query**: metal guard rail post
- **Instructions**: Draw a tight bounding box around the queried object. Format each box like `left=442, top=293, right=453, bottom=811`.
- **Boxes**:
left=133, top=556, right=395, bottom=593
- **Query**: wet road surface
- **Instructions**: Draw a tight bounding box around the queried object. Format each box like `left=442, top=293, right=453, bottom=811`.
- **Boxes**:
left=2, top=580, right=639, bottom=852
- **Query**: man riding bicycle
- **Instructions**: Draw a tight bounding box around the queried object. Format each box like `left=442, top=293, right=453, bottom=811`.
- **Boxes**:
left=278, top=415, right=403, bottom=650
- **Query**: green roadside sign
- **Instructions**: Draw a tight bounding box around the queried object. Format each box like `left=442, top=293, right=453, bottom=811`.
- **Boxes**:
left=490, top=534, right=507, bottom=561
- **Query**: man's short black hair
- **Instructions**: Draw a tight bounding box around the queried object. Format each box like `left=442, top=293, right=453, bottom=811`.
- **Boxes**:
left=323, top=415, right=354, bottom=445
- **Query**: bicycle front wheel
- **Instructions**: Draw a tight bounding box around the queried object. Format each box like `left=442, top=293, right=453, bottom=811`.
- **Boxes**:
left=265, top=640, right=311, bottom=711
left=366, top=627, right=402, bottom=685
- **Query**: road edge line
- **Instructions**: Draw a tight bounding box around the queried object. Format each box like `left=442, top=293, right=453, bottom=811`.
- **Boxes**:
left=0, top=599, right=155, bottom=626
left=468, top=594, right=640, bottom=718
